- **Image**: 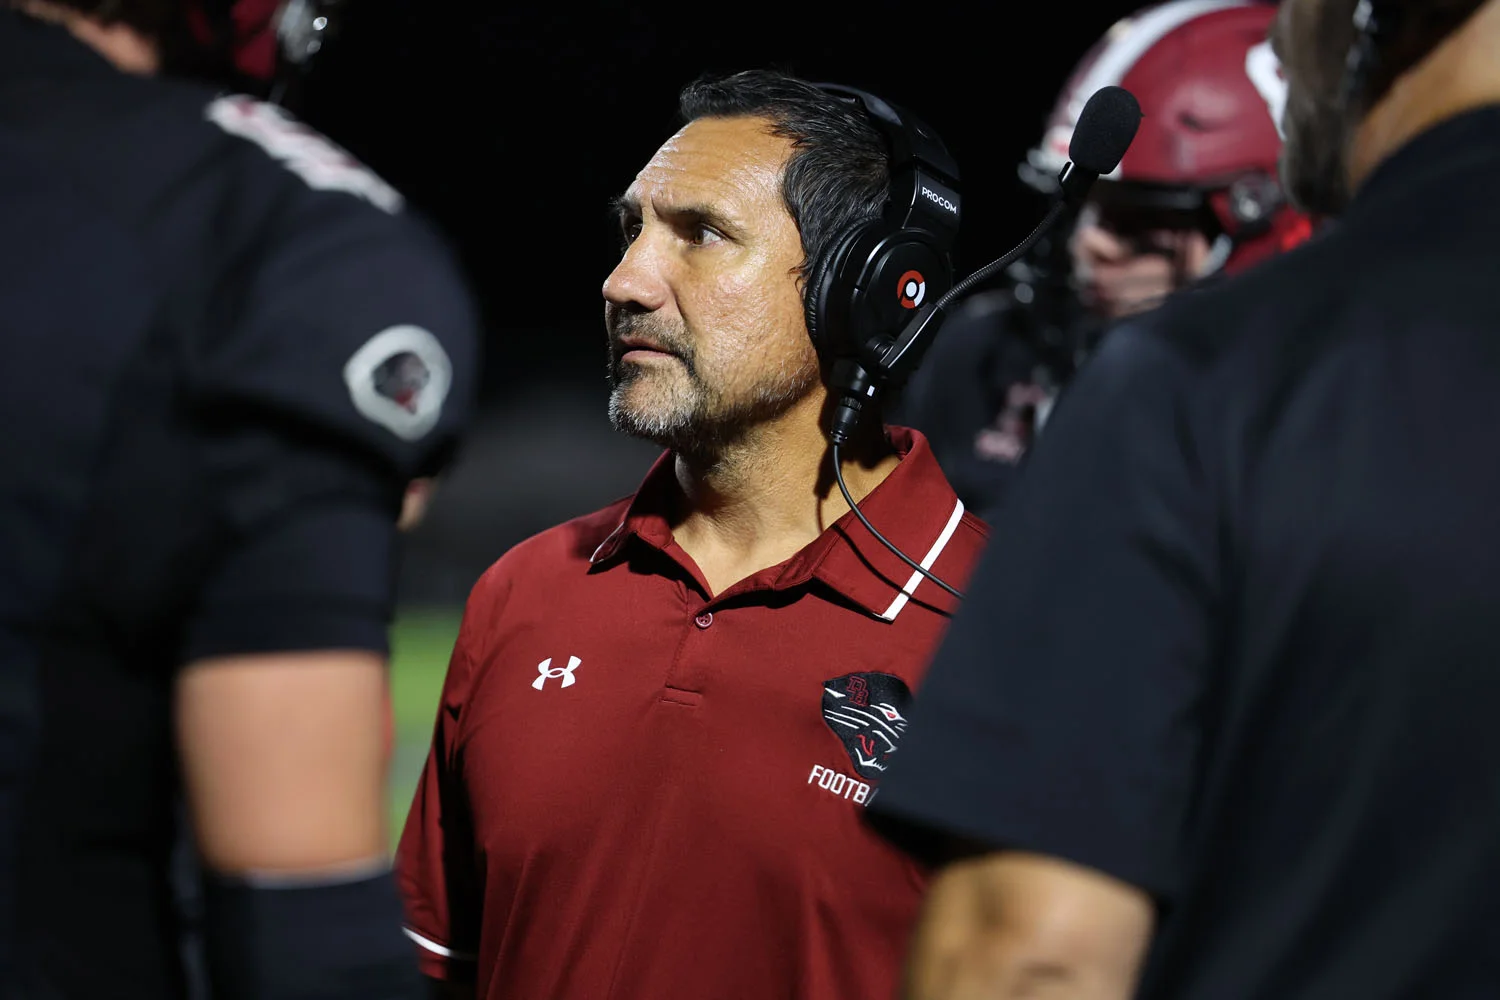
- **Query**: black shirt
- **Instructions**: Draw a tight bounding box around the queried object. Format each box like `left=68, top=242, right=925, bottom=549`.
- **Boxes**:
left=0, top=14, right=479, bottom=997
left=894, top=280, right=1101, bottom=520
left=871, top=104, right=1500, bottom=999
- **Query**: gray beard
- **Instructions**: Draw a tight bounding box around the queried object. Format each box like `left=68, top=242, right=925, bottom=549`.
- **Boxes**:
left=605, top=353, right=819, bottom=462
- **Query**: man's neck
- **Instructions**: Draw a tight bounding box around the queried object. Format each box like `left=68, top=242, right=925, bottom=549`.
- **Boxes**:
left=668, top=397, right=900, bottom=597
left=15, top=0, right=160, bottom=74
left=1347, top=2, right=1500, bottom=194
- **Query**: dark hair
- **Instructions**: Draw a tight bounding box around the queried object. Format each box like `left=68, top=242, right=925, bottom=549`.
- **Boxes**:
left=1328, top=0, right=1490, bottom=111
left=11, top=0, right=265, bottom=82
left=677, top=68, right=891, bottom=279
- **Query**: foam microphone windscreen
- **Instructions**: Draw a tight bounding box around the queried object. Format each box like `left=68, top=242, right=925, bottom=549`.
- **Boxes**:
left=1069, top=86, right=1143, bottom=176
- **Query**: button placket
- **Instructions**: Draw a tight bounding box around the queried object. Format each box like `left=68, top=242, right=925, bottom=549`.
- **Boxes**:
left=660, top=604, right=715, bottom=704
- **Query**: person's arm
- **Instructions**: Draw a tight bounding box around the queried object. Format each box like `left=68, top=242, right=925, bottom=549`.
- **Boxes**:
left=176, top=116, right=481, bottom=996
left=903, top=852, right=1153, bottom=1000
left=171, top=497, right=428, bottom=1000
left=176, top=651, right=390, bottom=875
left=177, top=652, right=428, bottom=998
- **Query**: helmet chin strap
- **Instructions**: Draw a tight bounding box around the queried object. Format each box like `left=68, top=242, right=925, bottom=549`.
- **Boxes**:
left=1198, top=233, right=1235, bottom=278
left=1165, top=229, right=1230, bottom=294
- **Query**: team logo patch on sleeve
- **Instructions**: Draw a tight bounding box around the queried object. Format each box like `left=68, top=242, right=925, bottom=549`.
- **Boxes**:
left=343, top=325, right=452, bottom=441
left=821, top=672, right=913, bottom=780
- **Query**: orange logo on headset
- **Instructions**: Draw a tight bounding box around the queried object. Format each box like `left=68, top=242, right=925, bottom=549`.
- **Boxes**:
left=897, top=270, right=926, bottom=309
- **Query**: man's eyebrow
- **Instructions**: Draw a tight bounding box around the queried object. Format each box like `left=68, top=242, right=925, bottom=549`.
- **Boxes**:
left=608, top=195, right=744, bottom=236
left=658, top=202, right=742, bottom=234
left=609, top=194, right=638, bottom=223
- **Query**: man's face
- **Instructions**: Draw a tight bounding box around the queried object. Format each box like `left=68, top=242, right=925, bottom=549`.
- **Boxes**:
left=1068, top=200, right=1213, bottom=320
left=602, top=116, right=820, bottom=456
left=1273, top=0, right=1355, bottom=216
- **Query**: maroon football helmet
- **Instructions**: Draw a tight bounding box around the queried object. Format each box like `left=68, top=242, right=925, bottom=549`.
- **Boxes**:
left=1022, top=0, right=1314, bottom=276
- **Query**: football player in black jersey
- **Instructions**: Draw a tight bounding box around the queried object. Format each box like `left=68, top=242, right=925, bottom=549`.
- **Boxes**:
left=0, top=2, right=480, bottom=997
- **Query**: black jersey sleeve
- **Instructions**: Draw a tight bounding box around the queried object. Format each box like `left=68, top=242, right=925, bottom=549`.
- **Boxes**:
left=179, top=109, right=481, bottom=661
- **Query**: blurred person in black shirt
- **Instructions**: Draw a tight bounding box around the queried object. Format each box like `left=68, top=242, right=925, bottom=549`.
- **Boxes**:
left=0, top=2, right=479, bottom=997
left=871, top=0, right=1500, bottom=998
left=897, top=0, right=1313, bottom=517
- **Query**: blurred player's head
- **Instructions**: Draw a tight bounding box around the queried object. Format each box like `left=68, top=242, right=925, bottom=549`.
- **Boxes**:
left=7, top=0, right=335, bottom=104
left=1022, top=0, right=1313, bottom=320
left=8, top=0, right=171, bottom=71
left=602, top=69, right=891, bottom=460
left=8, top=0, right=175, bottom=37
left=1275, top=0, right=1496, bottom=217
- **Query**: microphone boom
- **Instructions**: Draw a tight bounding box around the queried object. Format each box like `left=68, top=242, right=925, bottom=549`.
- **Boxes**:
left=937, top=85, right=1142, bottom=310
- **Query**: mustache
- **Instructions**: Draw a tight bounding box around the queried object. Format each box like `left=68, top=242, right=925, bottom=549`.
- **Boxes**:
left=607, top=312, right=691, bottom=359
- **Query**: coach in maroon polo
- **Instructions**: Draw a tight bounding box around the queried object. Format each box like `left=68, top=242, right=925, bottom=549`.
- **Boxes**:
left=396, top=68, right=987, bottom=1000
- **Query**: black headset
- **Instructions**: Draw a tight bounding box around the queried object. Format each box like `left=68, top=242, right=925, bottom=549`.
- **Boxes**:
left=186, top=0, right=345, bottom=110
left=800, top=84, right=969, bottom=601
left=1342, top=0, right=1395, bottom=108
left=803, top=85, right=961, bottom=399
left=268, top=0, right=347, bottom=108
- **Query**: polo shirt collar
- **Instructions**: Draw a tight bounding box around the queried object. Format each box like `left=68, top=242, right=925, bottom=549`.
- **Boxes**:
left=589, top=427, right=968, bottom=622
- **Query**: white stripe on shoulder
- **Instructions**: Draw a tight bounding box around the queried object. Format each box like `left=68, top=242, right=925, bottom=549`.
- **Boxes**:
left=879, top=498, right=966, bottom=623
left=205, top=94, right=404, bottom=214
left=403, top=926, right=477, bottom=962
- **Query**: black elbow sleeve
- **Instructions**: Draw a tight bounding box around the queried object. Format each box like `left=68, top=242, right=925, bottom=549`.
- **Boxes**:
left=201, top=867, right=423, bottom=1000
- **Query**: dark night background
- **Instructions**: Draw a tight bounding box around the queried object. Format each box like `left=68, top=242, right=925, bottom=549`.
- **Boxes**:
left=283, top=1, right=1149, bottom=603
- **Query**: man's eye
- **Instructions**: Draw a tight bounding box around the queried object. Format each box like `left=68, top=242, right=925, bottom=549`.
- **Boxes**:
left=690, top=225, right=723, bottom=247
left=618, top=220, right=642, bottom=251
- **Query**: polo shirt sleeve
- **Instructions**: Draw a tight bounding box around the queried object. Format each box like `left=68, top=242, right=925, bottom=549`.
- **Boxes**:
left=395, top=595, right=486, bottom=981
left=867, top=321, right=1219, bottom=902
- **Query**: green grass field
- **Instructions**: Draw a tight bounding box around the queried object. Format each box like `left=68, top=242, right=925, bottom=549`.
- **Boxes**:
left=387, top=607, right=464, bottom=840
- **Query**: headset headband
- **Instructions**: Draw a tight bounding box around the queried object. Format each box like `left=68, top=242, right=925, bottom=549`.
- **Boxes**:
left=815, top=83, right=961, bottom=247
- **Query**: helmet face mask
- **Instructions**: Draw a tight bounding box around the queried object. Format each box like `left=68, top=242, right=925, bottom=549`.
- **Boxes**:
left=1070, top=196, right=1217, bottom=321
left=1089, top=180, right=1216, bottom=231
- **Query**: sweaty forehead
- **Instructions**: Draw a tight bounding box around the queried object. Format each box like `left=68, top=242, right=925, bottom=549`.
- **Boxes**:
left=624, top=116, right=792, bottom=219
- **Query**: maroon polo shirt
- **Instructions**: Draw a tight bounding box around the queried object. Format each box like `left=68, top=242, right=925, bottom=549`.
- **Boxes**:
left=396, top=427, right=988, bottom=1000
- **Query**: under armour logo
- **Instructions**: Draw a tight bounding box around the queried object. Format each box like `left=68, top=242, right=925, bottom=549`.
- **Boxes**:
left=533, top=655, right=582, bottom=690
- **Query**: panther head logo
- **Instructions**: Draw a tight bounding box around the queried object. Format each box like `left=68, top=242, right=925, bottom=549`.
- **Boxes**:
left=821, top=672, right=913, bottom=781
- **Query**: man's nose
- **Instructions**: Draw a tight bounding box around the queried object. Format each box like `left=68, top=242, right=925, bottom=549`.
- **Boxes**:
left=603, top=236, right=670, bottom=313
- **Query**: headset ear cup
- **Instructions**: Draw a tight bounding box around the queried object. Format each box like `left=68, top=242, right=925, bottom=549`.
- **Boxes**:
left=804, top=220, right=875, bottom=362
